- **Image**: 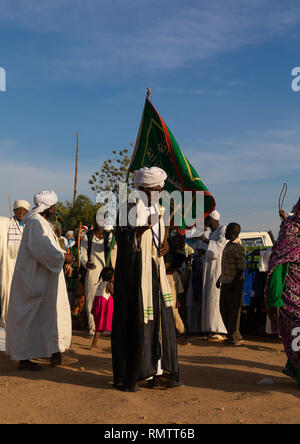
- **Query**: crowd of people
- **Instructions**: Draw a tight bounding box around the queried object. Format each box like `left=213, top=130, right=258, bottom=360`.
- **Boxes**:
left=0, top=167, right=299, bottom=392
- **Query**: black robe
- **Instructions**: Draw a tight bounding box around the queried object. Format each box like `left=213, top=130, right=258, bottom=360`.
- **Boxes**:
left=111, top=212, right=179, bottom=390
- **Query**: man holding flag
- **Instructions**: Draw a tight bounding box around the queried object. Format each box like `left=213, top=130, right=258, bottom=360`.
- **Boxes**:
left=112, top=166, right=181, bottom=392
left=112, top=93, right=216, bottom=391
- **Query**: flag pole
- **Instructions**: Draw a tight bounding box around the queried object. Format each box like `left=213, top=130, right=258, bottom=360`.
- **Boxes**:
left=73, top=132, right=79, bottom=206
left=108, top=89, right=153, bottom=265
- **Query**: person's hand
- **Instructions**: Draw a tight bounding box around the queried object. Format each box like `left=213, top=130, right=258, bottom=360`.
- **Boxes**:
left=106, top=282, right=114, bottom=294
left=269, top=307, right=280, bottom=320
left=199, top=235, right=209, bottom=244
left=158, top=242, right=169, bottom=257
left=86, top=261, right=96, bottom=270
left=64, top=253, right=74, bottom=265
left=279, top=210, right=287, bottom=220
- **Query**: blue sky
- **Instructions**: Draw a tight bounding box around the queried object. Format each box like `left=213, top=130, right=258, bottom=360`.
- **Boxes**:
left=0, top=0, right=299, bottom=236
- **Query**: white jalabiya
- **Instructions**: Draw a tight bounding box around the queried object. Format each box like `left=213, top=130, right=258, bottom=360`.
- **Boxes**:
left=202, top=225, right=228, bottom=334
left=0, top=217, right=25, bottom=329
left=6, top=214, right=72, bottom=361
left=186, top=238, right=208, bottom=333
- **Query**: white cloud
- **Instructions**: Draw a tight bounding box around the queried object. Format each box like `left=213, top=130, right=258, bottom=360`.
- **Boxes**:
left=1, top=0, right=300, bottom=80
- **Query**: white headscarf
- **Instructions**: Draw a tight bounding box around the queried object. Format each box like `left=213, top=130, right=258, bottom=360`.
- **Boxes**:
left=23, top=190, right=58, bottom=222
left=13, top=200, right=31, bottom=211
left=134, top=167, right=167, bottom=190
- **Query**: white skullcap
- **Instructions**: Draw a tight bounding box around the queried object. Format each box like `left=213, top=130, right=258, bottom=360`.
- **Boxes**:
left=23, top=190, right=58, bottom=222
left=66, top=230, right=74, bottom=238
left=134, top=166, right=167, bottom=190
left=13, top=200, right=30, bottom=211
left=209, top=210, right=221, bottom=221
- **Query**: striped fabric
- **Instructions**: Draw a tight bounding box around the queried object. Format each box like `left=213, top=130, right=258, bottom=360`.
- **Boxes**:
left=7, top=218, right=23, bottom=259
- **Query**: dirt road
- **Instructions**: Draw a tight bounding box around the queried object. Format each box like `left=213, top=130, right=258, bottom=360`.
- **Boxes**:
left=0, top=332, right=299, bottom=424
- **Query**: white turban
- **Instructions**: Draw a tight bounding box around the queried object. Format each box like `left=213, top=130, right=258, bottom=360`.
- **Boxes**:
left=13, top=200, right=30, bottom=211
left=33, top=190, right=58, bottom=210
left=134, top=167, right=167, bottom=190
left=23, top=190, right=58, bottom=222
left=209, top=210, right=221, bottom=221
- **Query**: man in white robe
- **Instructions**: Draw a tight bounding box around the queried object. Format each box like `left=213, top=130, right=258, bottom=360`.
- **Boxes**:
left=201, top=210, right=228, bottom=339
left=6, top=191, right=73, bottom=370
left=0, top=200, right=30, bottom=330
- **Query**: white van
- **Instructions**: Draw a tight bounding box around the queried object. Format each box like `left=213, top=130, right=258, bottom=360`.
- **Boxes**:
left=240, top=231, right=273, bottom=248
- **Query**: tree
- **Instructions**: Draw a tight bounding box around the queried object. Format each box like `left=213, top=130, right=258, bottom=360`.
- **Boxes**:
left=89, top=146, right=133, bottom=194
left=55, top=195, right=101, bottom=233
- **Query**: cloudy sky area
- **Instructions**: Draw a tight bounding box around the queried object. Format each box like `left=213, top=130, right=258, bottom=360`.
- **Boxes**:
left=0, top=0, right=300, bottom=236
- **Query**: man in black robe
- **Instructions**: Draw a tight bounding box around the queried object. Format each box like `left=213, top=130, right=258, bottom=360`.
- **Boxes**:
left=112, top=167, right=181, bottom=392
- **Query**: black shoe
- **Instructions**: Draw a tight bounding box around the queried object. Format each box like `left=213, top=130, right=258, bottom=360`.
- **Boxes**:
left=50, top=352, right=62, bottom=367
left=166, top=379, right=184, bottom=389
left=18, top=360, right=43, bottom=372
left=117, top=384, right=141, bottom=392
left=147, top=376, right=168, bottom=390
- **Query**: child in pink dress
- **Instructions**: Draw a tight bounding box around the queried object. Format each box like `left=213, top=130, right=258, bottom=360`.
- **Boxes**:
left=91, top=267, right=114, bottom=349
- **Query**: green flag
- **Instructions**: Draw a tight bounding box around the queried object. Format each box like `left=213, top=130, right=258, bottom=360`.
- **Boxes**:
left=129, top=98, right=216, bottom=233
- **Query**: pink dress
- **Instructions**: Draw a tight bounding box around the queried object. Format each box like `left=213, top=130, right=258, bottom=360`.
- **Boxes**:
left=91, top=281, right=113, bottom=332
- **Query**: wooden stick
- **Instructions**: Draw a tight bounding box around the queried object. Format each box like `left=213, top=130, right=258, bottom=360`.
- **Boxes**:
left=146, top=88, right=151, bottom=101
left=8, top=195, right=12, bottom=218
left=73, top=132, right=79, bottom=206
left=77, top=221, right=82, bottom=271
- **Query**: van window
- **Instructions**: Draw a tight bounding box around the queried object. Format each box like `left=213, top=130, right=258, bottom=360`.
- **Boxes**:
left=241, top=237, right=264, bottom=247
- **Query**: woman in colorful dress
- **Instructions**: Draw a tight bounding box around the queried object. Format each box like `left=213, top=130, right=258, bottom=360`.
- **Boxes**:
left=91, top=267, right=114, bottom=350
left=265, top=197, right=300, bottom=388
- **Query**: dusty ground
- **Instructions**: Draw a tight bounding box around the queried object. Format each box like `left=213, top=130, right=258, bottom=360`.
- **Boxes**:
left=0, top=331, right=299, bottom=424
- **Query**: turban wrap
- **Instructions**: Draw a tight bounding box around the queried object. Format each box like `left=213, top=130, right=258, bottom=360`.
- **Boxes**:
left=134, top=167, right=167, bottom=190
left=23, top=190, right=58, bottom=222
left=13, top=200, right=30, bottom=211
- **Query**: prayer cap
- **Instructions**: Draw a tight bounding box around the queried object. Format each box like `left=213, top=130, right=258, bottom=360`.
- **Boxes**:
left=134, top=166, right=167, bottom=190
